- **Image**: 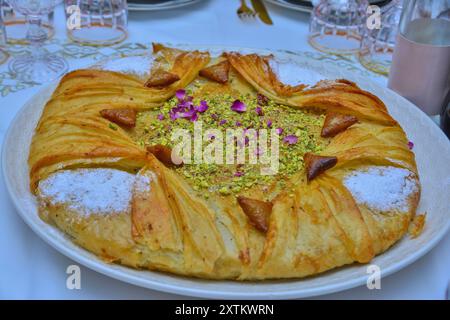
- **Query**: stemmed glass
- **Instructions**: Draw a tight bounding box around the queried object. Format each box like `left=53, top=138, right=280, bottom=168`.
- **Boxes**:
left=6, top=0, right=68, bottom=83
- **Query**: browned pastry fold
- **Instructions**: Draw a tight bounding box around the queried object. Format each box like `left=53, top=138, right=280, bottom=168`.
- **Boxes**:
left=304, top=153, right=338, bottom=181
left=321, top=112, right=358, bottom=137
left=226, top=52, right=396, bottom=125
left=146, top=145, right=183, bottom=167
left=144, top=70, right=180, bottom=87
left=100, top=108, right=137, bottom=128
left=199, top=60, right=230, bottom=84
left=237, top=196, right=273, bottom=233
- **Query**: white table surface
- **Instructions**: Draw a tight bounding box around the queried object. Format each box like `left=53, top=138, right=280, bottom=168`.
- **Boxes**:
left=0, top=0, right=449, bottom=300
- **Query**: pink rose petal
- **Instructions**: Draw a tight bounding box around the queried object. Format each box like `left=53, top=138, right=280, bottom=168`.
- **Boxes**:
left=275, top=127, right=283, bottom=135
left=231, top=100, right=246, bottom=113
left=283, top=135, right=298, bottom=145
left=170, top=111, right=180, bottom=121
left=175, top=89, right=186, bottom=101
left=257, top=93, right=269, bottom=106
left=196, top=100, right=209, bottom=113
left=255, top=106, right=263, bottom=116
left=190, top=112, right=199, bottom=122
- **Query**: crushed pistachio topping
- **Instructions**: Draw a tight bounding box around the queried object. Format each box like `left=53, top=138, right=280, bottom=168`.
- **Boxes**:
left=133, top=91, right=328, bottom=197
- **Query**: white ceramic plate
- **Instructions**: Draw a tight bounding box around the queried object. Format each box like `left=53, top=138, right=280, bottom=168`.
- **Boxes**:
left=265, top=0, right=391, bottom=13
left=128, top=0, right=203, bottom=11
left=265, top=0, right=313, bottom=13
left=3, top=45, right=450, bottom=299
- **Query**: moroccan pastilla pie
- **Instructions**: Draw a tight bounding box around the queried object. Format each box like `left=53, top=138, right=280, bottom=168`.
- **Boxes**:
left=29, top=44, right=421, bottom=280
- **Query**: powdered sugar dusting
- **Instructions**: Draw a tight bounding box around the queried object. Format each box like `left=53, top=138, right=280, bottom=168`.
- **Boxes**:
left=269, top=58, right=323, bottom=87
left=343, top=166, right=418, bottom=212
left=38, top=168, right=151, bottom=216
left=99, top=55, right=154, bottom=79
left=134, top=173, right=153, bottom=193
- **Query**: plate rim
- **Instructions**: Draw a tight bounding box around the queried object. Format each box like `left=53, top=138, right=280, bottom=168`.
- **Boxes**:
left=3, top=44, right=450, bottom=299
left=128, top=0, right=204, bottom=11
left=264, top=0, right=313, bottom=13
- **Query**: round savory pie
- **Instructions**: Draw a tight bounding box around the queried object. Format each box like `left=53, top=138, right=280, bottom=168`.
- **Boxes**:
left=29, top=44, right=421, bottom=280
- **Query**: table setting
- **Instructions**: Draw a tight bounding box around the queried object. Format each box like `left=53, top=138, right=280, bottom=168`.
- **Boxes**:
left=0, top=0, right=449, bottom=301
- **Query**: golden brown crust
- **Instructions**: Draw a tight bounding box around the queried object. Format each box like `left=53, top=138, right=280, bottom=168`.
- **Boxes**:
left=237, top=196, right=273, bottom=233
left=144, top=70, right=180, bottom=87
left=146, top=145, right=183, bottom=167
left=30, top=44, right=421, bottom=280
left=321, top=112, right=358, bottom=137
left=100, top=108, right=137, bottom=128
left=199, top=60, right=230, bottom=84
left=304, top=153, right=338, bottom=181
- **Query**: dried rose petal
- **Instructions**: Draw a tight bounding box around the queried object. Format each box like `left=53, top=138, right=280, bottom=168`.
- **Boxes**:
left=190, top=112, right=199, bottom=122
left=283, top=135, right=298, bottom=145
left=175, top=89, right=186, bottom=101
left=234, top=171, right=244, bottom=177
left=211, top=113, right=218, bottom=120
left=231, top=100, right=247, bottom=113
left=196, top=100, right=209, bottom=113
left=219, top=119, right=227, bottom=125
left=257, top=93, right=269, bottom=106
left=255, top=106, right=263, bottom=116
left=275, top=127, right=283, bottom=135
left=169, top=110, right=180, bottom=120
left=408, top=141, right=414, bottom=150
left=267, top=120, right=272, bottom=128
left=157, top=114, right=165, bottom=121
left=180, top=108, right=196, bottom=119
left=235, top=121, right=242, bottom=127
left=178, top=100, right=193, bottom=110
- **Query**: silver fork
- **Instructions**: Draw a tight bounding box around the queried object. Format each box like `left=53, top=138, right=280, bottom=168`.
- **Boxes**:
left=237, top=0, right=257, bottom=21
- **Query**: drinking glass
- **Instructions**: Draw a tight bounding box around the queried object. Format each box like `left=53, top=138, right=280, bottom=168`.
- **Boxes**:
left=359, top=0, right=403, bottom=75
left=309, top=0, right=369, bottom=55
left=64, top=0, right=128, bottom=46
left=388, top=0, right=450, bottom=116
left=7, top=0, right=68, bottom=83
left=1, top=0, right=54, bottom=44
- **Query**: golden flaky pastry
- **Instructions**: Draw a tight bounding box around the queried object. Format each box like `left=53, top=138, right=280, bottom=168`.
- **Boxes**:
left=30, top=44, right=421, bottom=280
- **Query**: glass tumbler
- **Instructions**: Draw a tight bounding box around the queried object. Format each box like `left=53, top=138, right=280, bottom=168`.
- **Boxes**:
left=359, top=0, right=403, bottom=76
left=65, top=0, right=127, bottom=46
left=309, top=0, right=369, bottom=55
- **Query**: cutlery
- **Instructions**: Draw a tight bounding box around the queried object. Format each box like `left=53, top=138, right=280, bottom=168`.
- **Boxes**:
left=237, top=0, right=257, bottom=21
left=251, top=0, right=273, bottom=25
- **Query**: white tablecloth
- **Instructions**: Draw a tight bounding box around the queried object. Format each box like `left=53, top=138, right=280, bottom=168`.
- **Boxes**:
left=1, top=0, right=449, bottom=300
